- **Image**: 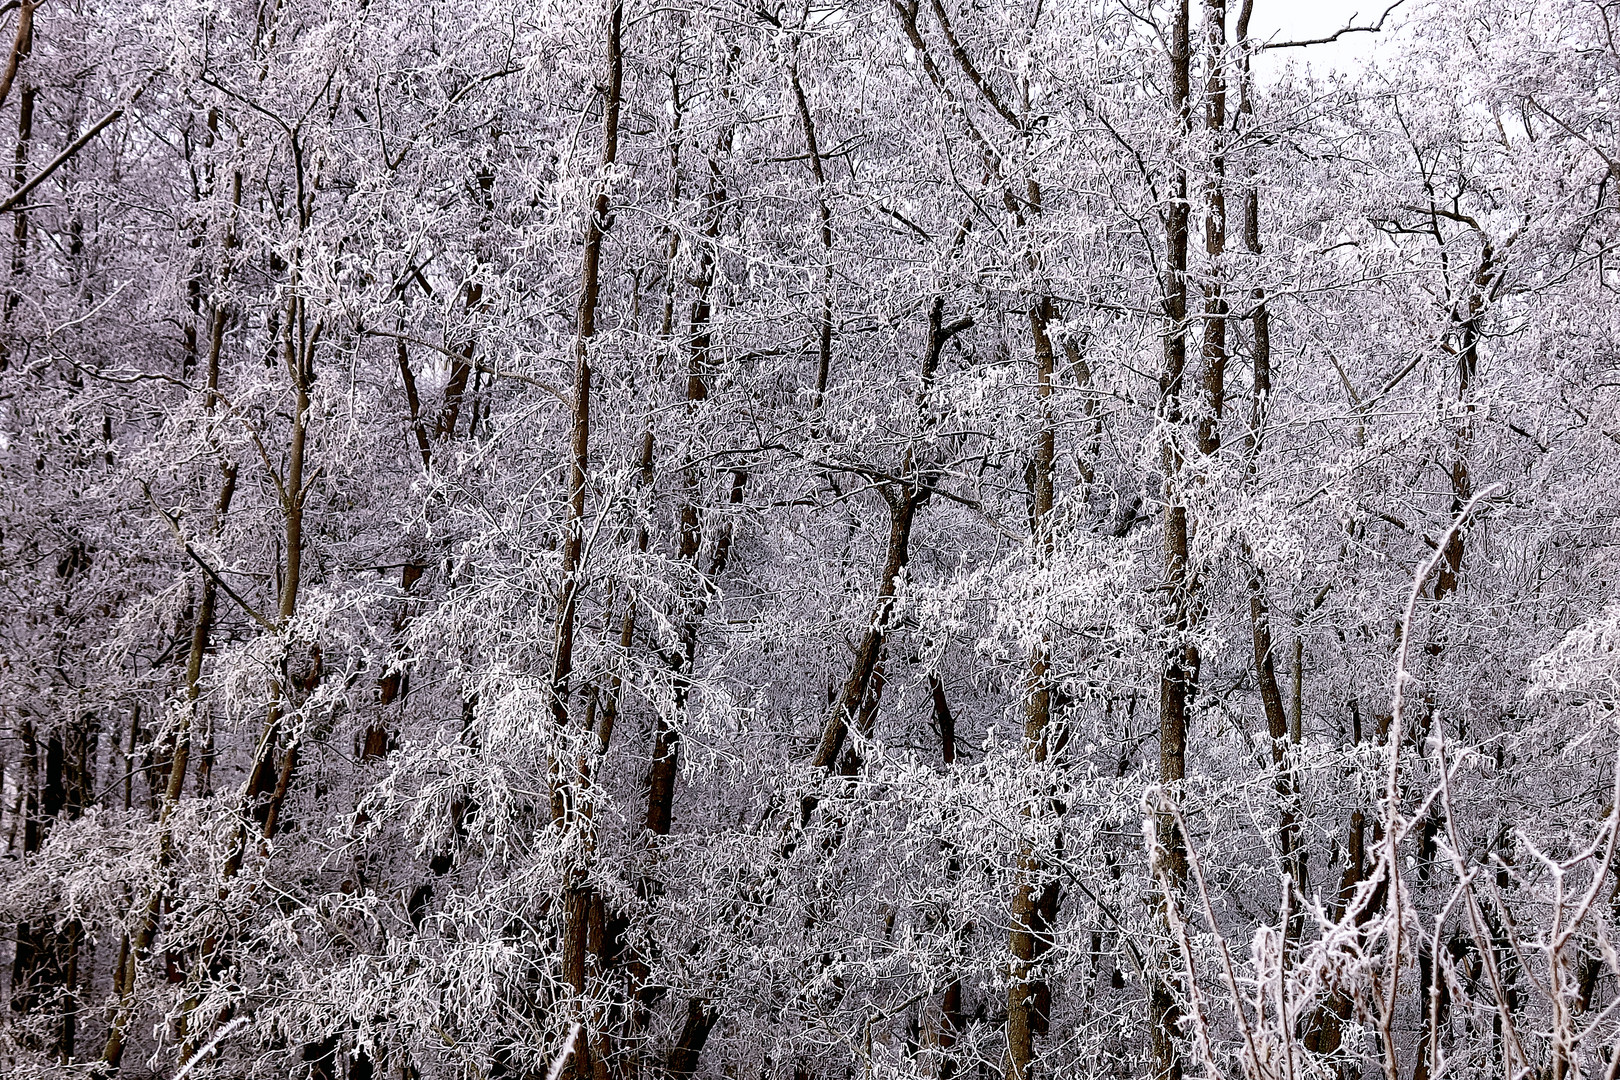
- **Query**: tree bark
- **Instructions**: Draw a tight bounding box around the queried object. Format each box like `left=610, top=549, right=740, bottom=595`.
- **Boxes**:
left=785, top=23, right=834, bottom=409
left=931, top=668, right=965, bottom=1080
left=551, top=7, right=622, bottom=1078
left=1008, top=293, right=1056, bottom=1080
left=1153, top=5, right=1192, bottom=1080
left=551, top=0, right=622, bottom=735
left=806, top=301, right=967, bottom=788
left=808, top=491, right=917, bottom=780
left=103, top=464, right=237, bottom=1071
left=1198, top=0, right=1227, bottom=456
left=0, top=0, right=35, bottom=114
left=1, top=20, right=33, bottom=373
left=646, top=40, right=731, bottom=840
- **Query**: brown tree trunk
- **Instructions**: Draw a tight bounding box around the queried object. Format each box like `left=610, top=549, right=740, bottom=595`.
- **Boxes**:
left=1230, top=0, right=1302, bottom=939
left=8, top=721, right=40, bottom=1014
left=1153, top=5, right=1192, bottom=1080
left=1408, top=235, right=1496, bottom=1080
left=192, top=135, right=241, bottom=798
left=551, top=7, right=622, bottom=1079
left=102, top=464, right=236, bottom=1071
left=1008, top=294, right=1056, bottom=1080
left=785, top=26, right=834, bottom=408
left=1236, top=0, right=1270, bottom=457
left=931, top=669, right=965, bottom=1080
left=1, top=17, right=32, bottom=374
left=1246, top=560, right=1303, bottom=903
left=1432, top=246, right=1491, bottom=603
left=807, top=302, right=968, bottom=785
left=666, top=997, right=719, bottom=1080
left=0, top=0, right=35, bottom=114
left=1198, top=0, right=1227, bottom=456
left=222, top=285, right=317, bottom=883
left=646, top=40, right=730, bottom=842
left=809, top=492, right=916, bottom=780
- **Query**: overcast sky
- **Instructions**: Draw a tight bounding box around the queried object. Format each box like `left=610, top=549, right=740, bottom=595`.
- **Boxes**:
left=1249, top=0, right=1400, bottom=80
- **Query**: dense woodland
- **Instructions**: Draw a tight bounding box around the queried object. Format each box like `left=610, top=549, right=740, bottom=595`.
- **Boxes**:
left=1, top=0, right=1619, bottom=1079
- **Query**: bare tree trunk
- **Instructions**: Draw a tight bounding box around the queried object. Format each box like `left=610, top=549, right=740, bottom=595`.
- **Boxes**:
left=551, top=12, right=621, bottom=724
left=807, top=302, right=969, bottom=797
left=1246, top=564, right=1302, bottom=893
left=666, top=998, right=719, bottom=1080
left=102, top=465, right=237, bottom=1071
left=1008, top=292, right=1056, bottom=1080
left=930, top=669, right=965, bottom=1080
left=647, top=47, right=734, bottom=839
left=0, top=0, right=35, bottom=114
left=551, top=7, right=622, bottom=1078
left=809, top=491, right=916, bottom=781
left=1432, top=245, right=1492, bottom=603
left=7, top=721, right=39, bottom=1015
left=1236, top=0, right=1270, bottom=458
left=214, top=120, right=323, bottom=902
left=192, top=132, right=241, bottom=799
left=0, top=11, right=32, bottom=374
left=1229, top=0, right=1303, bottom=937
left=1152, top=6, right=1192, bottom=1080
left=785, top=18, right=834, bottom=409
left=614, top=70, right=684, bottom=1078
left=223, top=282, right=318, bottom=885
left=1198, top=0, right=1227, bottom=456
left=1409, top=233, right=1496, bottom=1080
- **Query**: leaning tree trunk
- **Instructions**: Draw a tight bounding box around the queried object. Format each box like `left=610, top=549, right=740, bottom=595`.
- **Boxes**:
left=103, top=464, right=237, bottom=1071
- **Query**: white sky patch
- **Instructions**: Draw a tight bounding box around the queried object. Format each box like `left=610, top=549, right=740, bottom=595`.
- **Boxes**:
left=1249, top=0, right=1405, bottom=83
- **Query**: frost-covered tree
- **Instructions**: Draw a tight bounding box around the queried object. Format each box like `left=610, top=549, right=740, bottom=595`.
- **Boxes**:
left=1, top=2, right=1619, bottom=1080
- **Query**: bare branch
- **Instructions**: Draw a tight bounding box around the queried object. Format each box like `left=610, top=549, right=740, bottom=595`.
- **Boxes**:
left=1261, top=2, right=1404, bottom=50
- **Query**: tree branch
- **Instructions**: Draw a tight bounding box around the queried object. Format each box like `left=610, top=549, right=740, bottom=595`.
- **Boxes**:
left=1261, top=2, right=1404, bottom=50
left=0, top=71, right=158, bottom=214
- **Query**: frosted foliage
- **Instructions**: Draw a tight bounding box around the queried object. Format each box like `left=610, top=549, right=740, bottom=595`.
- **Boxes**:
left=0, top=2, right=1617, bottom=1080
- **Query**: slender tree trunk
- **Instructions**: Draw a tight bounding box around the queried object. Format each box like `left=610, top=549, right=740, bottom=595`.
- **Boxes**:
left=191, top=133, right=241, bottom=799
left=1410, top=240, right=1495, bottom=1080
left=552, top=0, right=622, bottom=731
left=785, top=22, right=834, bottom=410
left=7, top=721, right=39, bottom=1015
left=1008, top=293, right=1056, bottom=1080
left=216, top=126, right=322, bottom=906
left=647, top=50, right=734, bottom=839
left=550, top=7, right=622, bottom=1078
left=1432, top=247, right=1491, bottom=603
left=617, top=70, right=684, bottom=1077
left=1230, top=0, right=1303, bottom=937
left=1236, top=1, right=1270, bottom=458
left=930, top=670, right=965, bottom=1080
left=666, top=998, right=719, bottom=1080
left=809, top=491, right=916, bottom=782
left=1, top=12, right=32, bottom=374
left=222, top=285, right=316, bottom=886
left=1153, top=6, right=1192, bottom=1080
left=0, top=0, right=35, bottom=115
left=255, top=288, right=314, bottom=837
left=807, top=302, right=967, bottom=792
left=1198, top=0, right=1227, bottom=456
left=102, top=465, right=238, bottom=1072
left=776, top=301, right=970, bottom=1080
